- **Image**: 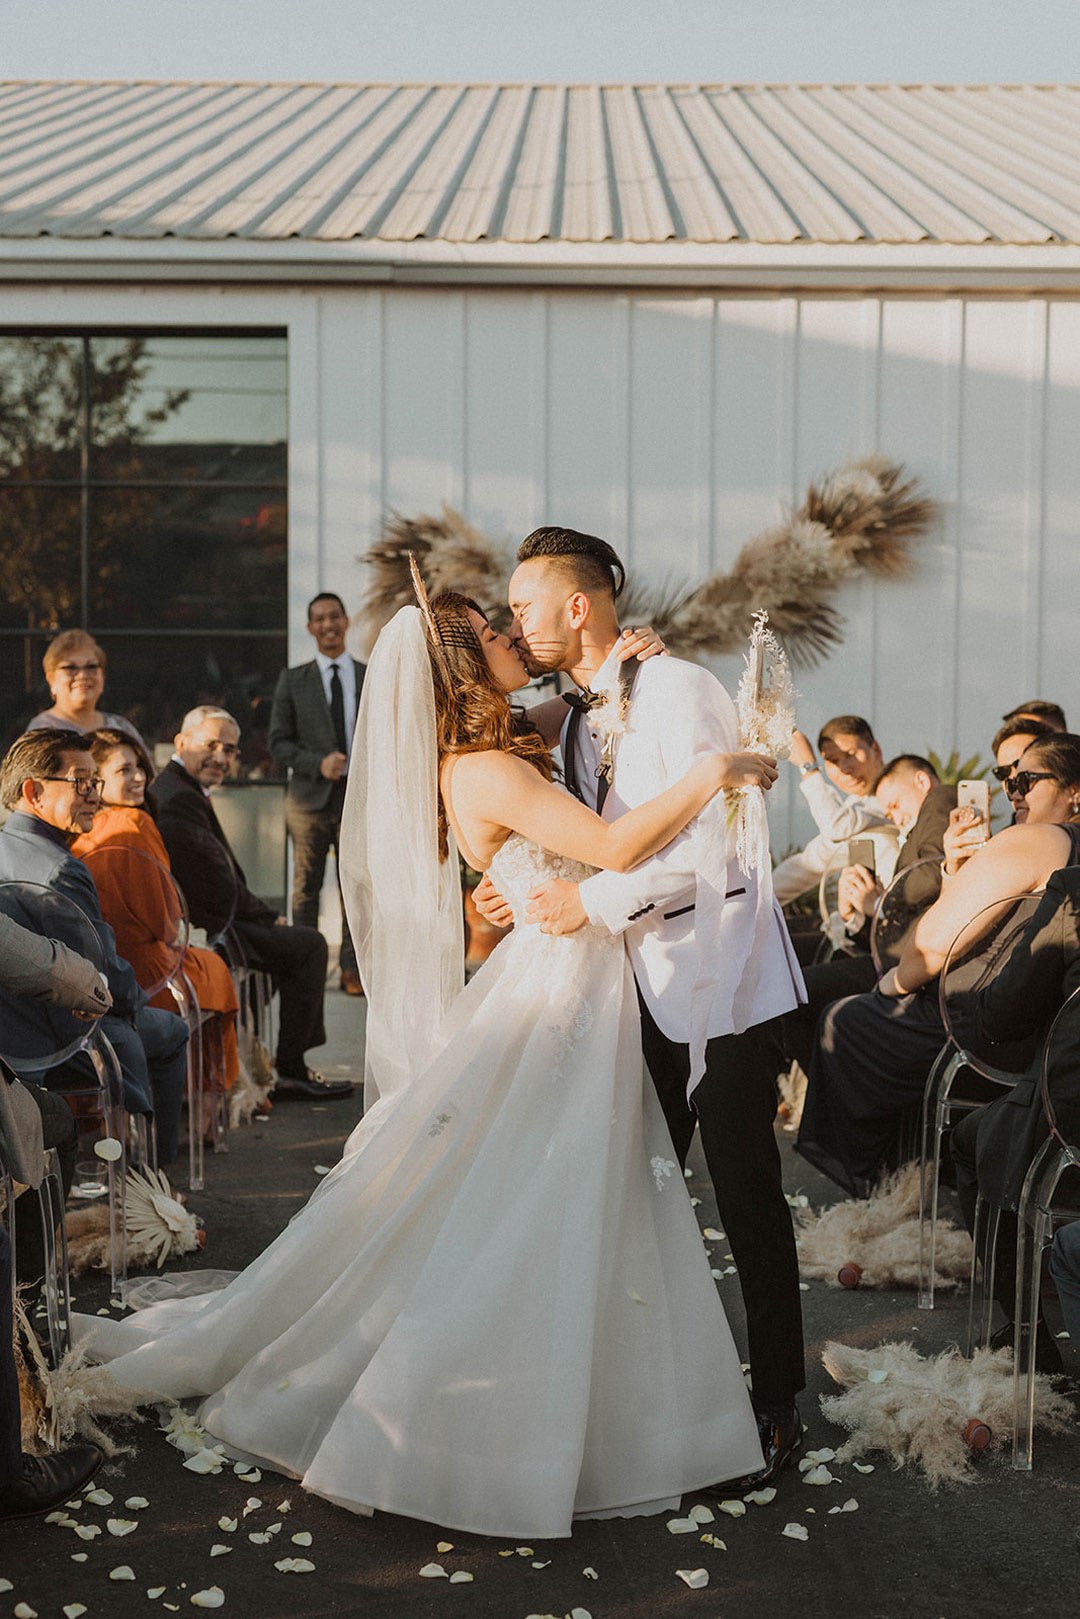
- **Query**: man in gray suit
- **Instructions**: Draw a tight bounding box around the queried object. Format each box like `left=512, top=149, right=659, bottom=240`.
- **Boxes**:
left=268, top=593, right=366, bottom=995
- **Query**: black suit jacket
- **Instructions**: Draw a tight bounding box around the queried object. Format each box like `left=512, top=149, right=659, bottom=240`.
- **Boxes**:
left=267, top=658, right=366, bottom=812
left=154, top=759, right=276, bottom=937
left=969, top=864, right=1080, bottom=1206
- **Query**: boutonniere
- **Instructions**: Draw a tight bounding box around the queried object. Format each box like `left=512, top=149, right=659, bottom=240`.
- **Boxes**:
left=590, top=674, right=631, bottom=783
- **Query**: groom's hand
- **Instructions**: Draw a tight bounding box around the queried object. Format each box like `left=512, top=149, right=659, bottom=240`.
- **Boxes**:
left=472, top=873, right=515, bottom=929
left=527, top=879, right=587, bottom=935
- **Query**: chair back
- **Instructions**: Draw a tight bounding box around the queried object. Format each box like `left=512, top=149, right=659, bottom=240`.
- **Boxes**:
left=80, top=843, right=188, bottom=997
left=938, top=890, right=1047, bottom=1082
left=870, top=857, right=943, bottom=976
left=0, top=880, right=106, bottom=1073
left=1038, top=981, right=1080, bottom=1157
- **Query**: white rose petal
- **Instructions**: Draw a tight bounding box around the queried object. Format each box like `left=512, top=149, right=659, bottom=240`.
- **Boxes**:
left=710, top=1268, right=722, bottom=1279
left=276, top=1500, right=291, bottom=1513
left=210, top=1545, right=232, bottom=1557
left=46, top=1510, right=72, bottom=1523
left=241, top=1498, right=262, bottom=1516
left=804, top=1448, right=836, bottom=1464
left=14, top=1605, right=37, bottom=1619
left=85, top=1488, right=114, bottom=1504
left=702, top=1228, right=724, bottom=1240
left=515, top=1547, right=534, bottom=1557
left=419, top=1563, right=448, bottom=1578
left=666, top=1517, right=699, bottom=1534
left=799, top=1282, right=810, bottom=1291
left=853, top=1461, right=875, bottom=1473
left=274, top=1559, right=315, bottom=1574
left=802, top=1465, right=838, bottom=1486
left=687, top=1504, right=715, bottom=1524
left=70, top=1554, right=88, bottom=1563
left=125, top=1496, right=150, bottom=1509
left=676, top=1568, right=709, bottom=1589
left=313, top=1165, right=331, bottom=1176
left=94, top=1137, right=122, bottom=1161
left=867, top=1369, right=889, bottom=1384
left=435, top=1541, right=453, bottom=1553
left=183, top=1449, right=225, bottom=1475
left=265, top=1523, right=283, bottom=1536
left=237, top=1469, right=261, bottom=1483
left=828, top=1499, right=859, bottom=1515
left=717, top=1499, right=747, bottom=1518
left=248, top=1533, right=270, bottom=1545
left=64, top=1606, right=87, bottom=1618
left=218, top=1518, right=237, bottom=1532
left=723, top=1266, right=737, bottom=1276
left=782, top=1522, right=809, bottom=1541
left=744, top=1488, right=777, bottom=1506
left=74, top=1524, right=102, bottom=1540
left=108, top=1518, right=138, bottom=1536
left=569, top=1610, right=593, bottom=1619
left=531, top=1561, right=550, bottom=1568
left=291, top=1532, right=313, bottom=1547
left=582, top=1566, right=598, bottom=1579
left=147, top=1590, right=166, bottom=1600
left=110, top=1565, right=137, bottom=1580
left=449, top=1572, right=474, bottom=1584
left=190, top=1590, right=225, bottom=1609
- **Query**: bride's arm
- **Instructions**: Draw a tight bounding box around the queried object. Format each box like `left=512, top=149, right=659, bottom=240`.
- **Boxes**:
left=450, top=750, right=775, bottom=875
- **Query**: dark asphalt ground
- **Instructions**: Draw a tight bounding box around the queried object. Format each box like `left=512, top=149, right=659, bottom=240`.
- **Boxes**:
left=1, top=988, right=1077, bottom=1619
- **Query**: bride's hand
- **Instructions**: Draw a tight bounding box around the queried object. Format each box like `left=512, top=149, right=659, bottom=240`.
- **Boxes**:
left=616, top=624, right=668, bottom=663
left=472, top=872, right=515, bottom=929
left=714, top=751, right=779, bottom=793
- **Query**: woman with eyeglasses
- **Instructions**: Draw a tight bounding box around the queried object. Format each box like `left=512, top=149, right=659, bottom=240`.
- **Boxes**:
left=26, top=630, right=147, bottom=752
left=797, top=732, right=1080, bottom=1199
left=70, top=730, right=240, bottom=1104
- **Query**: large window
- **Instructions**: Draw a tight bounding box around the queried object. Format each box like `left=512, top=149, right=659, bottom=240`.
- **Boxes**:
left=0, top=331, right=288, bottom=778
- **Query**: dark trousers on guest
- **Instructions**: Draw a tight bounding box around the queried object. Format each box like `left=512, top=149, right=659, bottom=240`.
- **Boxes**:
left=0, top=1230, right=22, bottom=1487
left=15, top=1085, right=76, bottom=1299
left=638, top=996, right=805, bottom=1411
left=782, top=949, right=877, bottom=1077
left=286, top=784, right=356, bottom=975
left=952, top=1104, right=1019, bottom=1317
left=46, top=1008, right=188, bottom=1166
left=233, top=919, right=328, bottom=1080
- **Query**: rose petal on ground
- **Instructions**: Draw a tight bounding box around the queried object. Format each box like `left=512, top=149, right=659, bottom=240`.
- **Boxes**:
left=799, top=1282, right=810, bottom=1291
left=702, top=1228, right=723, bottom=1240
left=125, top=1496, right=150, bottom=1509
left=63, top=1605, right=87, bottom=1618
left=802, top=1465, right=838, bottom=1486
left=569, top=1609, right=593, bottom=1619
left=666, top=1517, right=698, bottom=1534
left=109, top=1566, right=136, bottom=1580
left=237, top=1469, right=261, bottom=1483
left=531, top=1560, right=551, bottom=1568
left=744, top=1488, right=777, bottom=1506
left=515, top=1547, right=534, bottom=1556
left=582, top=1567, right=598, bottom=1579
left=74, top=1524, right=101, bottom=1539
left=435, top=1541, right=453, bottom=1553
left=782, top=1523, right=809, bottom=1540
left=190, top=1590, right=225, bottom=1608
left=852, top=1461, right=875, bottom=1474
left=70, top=1555, right=88, bottom=1564
left=13, top=1604, right=37, bottom=1618
left=449, top=1572, right=474, bottom=1583
left=828, top=1499, right=859, bottom=1515
left=276, top=1500, right=291, bottom=1513
left=700, top=1534, right=727, bottom=1550
left=867, top=1369, right=888, bottom=1384
left=217, top=1518, right=237, bottom=1533
left=94, top=1137, right=122, bottom=1161
left=419, top=1563, right=447, bottom=1578
left=210, top=1545, right=232, bottom=1557
left=248, top=1533, right=270, bottom=1545
left=291, top=1532, right=312, bottom=1547
left=716, top=1499, right=746, bottom=1518
left=274, top=1560, right=315, bottom=1574
left=108, top=1519, right=138, bottom=1536
left=804, top=1448, right=836, bottom=1464
left=85, top=1488, right=113, bottom=1505
left=241, top=1498, right=262, bottom=1516
left=313, top=1165, right=331, bottom=1175
left=676, top=1568, right=709, bottom=1589
left=687, top=1504, right=714, bottom=1524
left=265, top=1523, right=283, bottom=1536
left=710, top=1268, right=722, bottom=1278
left=147, top=1591, right=166, bottom=1600
left=183, top=1449, right=225, bottom=1475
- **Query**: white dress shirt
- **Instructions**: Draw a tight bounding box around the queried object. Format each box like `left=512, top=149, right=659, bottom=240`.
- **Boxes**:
left=314, top=650, right=358, bottom=757
left=770, top=772, right=897, bottom=903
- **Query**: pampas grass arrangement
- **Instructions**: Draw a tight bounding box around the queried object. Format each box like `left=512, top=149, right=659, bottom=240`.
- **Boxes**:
left=14, top=1291, right=143, bottom=1457
left=358, top=458, right=937, bottom=666
left=795, top=1162, right=972, bottom=1291
left=821, top=1339, right=1073, bottom=1486
left=230, top=1028, right=276, bottom=1127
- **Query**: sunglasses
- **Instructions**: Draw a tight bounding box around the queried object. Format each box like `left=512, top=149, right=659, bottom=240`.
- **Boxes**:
left=1005, top=770, right=1055, bottom=800
left=40, top=774, right=104, bottom=798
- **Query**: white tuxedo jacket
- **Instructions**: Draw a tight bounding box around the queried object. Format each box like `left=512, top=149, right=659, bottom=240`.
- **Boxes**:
left=569, top=651, right=805, bottom=1045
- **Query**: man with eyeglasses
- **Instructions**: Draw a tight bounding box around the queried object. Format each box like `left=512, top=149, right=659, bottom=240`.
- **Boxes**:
left=155, top=707, right=351, bottom=1101
left=0, top=730, right=189, bottom=1165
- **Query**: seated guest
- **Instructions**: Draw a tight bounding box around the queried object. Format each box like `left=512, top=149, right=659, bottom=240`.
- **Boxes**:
left=1050, top=1221, right=1080, bottom=1352
left=774, top=716, right=894, bottom=905
left=155, top=707, right=350, bottom=1100
left=784, top=755, right=955, bottom=1075
left=71, top=729, right=240, bottom=1094
left=1001, top=699, right=1067, bottom=735
left=797, top=732, right=1080, bottom=1198
left=951, top=866, right=1080, bottom=1370
left=26, top=630, right=147, bottom=751
left=0, top=909, right=110, bottom=1298
left=0, top=732, right=188, bottom=1164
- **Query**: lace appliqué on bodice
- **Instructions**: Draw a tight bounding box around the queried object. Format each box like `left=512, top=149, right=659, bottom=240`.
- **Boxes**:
left=486, top=834, right=596, bottom=925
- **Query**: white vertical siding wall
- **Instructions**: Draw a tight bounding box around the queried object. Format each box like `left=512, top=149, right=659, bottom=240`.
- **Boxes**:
left=318, top=285, right=1080, bottom=849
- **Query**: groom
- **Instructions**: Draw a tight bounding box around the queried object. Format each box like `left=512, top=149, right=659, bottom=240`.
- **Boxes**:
left=474, top=526, right=808, bottom=1488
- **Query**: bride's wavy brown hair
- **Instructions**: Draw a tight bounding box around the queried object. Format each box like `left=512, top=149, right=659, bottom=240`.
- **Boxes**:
left=425, top=589, right=554, bottom=859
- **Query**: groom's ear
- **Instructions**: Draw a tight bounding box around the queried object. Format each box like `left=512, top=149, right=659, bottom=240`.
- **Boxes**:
left=566, top=591, right=591, bottom=629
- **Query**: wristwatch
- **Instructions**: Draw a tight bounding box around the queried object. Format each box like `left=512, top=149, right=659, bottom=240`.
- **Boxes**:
left=797, top=760, right=819, bottom=777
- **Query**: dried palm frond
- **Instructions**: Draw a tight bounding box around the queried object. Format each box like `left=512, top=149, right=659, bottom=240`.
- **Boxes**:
left=231, top=1028, right=276, bottom=1127
left=14, top=1290, right=143, bottom=1457
left=356, top=459, right=937, bottom=667
left=65, top=1167, right=204, bottom=1275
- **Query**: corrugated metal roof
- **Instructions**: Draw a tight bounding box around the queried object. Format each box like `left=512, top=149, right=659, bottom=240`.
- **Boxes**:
left=2, top=80, right=1080, bottom=246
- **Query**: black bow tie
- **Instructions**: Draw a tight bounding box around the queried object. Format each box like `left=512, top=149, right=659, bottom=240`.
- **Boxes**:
left=563, top=687, right=606, bottom=714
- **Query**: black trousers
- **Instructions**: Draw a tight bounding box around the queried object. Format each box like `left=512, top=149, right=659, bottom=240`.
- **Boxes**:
left=233, top=919, right=328, bottom=1078
left=638, top=996, right=805, bottom=1410
left=285, top=784, right=356, bottom=975
left=952, top=1105, right=1019, bottom=1317
left=0, top=1229, right=21, bottom=1487
left=782, top=949, right=877, bottom=1077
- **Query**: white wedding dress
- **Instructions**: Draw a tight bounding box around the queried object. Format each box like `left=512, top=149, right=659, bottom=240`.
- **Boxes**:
left=77, top=834, right=763, bottom=1538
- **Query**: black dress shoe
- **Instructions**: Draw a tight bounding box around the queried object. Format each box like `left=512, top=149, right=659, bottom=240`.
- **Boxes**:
left=990, top=1320, right=1066, bottom=1376
left=0, top=1443, right=103, bottom=1520
left=719, top=1404, right=803, bottom=1493
left=274, top=1067, right=354, bottom=1100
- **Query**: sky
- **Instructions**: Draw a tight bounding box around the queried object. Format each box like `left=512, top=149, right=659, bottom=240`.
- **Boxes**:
left=5, top=0, right=1080, bottom=85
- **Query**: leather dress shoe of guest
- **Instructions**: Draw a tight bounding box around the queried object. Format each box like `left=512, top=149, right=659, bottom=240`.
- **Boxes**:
left=274, top=1066, right=354, bottom=1100
left=0, top=1443, right=104, bottom=1520
left=990, top=1320, right=1067, bottom=1376
left=340, top=969, right=365, bottom=997
left=718, top=1403, right=803, bottom=1493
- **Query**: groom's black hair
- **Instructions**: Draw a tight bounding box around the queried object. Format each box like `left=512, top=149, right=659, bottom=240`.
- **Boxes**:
left=516, top=527, right=626, bottom=601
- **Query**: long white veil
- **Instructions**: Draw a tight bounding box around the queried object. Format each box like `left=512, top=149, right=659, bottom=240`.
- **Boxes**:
left=339, top=606, right=465, bottom=1111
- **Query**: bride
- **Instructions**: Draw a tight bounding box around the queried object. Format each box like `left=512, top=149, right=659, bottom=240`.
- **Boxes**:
left=77, top=586, right=778, bottom=1539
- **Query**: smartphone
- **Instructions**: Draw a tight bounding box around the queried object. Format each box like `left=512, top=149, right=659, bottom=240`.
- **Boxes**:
left=848, top=838, right=877, bottom=875
left=957, top=779, right=990, bottom=843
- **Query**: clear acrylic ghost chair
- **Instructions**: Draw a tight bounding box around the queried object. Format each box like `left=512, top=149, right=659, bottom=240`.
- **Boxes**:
left=918, top=890, right=1046, bottom=1312
left=868, top=858, right=945, bottom=1167
left=0, top=880, right=119, bottom=1342
left=815, top=858, right=858, bottom=964
left=1012, top=983, right=1080, bottom=1470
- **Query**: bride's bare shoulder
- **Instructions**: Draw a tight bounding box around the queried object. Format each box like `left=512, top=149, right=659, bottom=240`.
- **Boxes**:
left=442, top=749, right=532, bottom=798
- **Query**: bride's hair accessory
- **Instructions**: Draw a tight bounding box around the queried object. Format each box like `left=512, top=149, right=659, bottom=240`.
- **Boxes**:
left=408, top=551, right=442, bottom=646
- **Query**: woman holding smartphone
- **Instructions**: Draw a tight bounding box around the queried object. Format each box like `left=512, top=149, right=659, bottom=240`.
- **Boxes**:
left=797, top=732, right=1080, bottom=1198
